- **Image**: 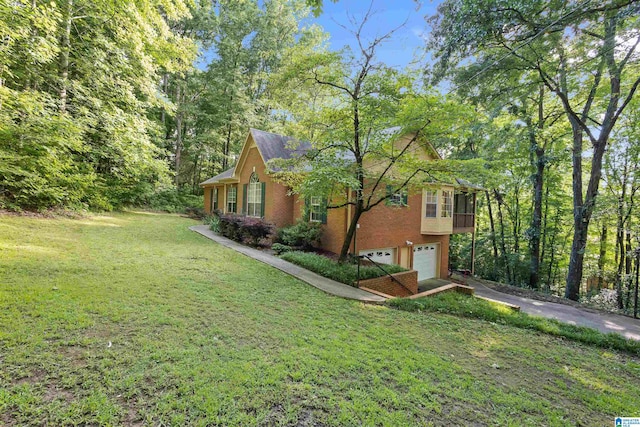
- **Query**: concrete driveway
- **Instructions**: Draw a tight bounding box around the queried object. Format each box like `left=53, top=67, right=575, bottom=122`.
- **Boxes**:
left=466, top=278, right=640, bottom=341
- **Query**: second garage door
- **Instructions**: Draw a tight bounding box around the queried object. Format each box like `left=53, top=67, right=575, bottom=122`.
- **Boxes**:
left=360, top=248, right=396, bottom=265
left=413, top=244, right=439, bottom=281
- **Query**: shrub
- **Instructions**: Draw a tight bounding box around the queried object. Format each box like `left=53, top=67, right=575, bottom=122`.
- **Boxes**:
left=218, top=214, right=273, bottom=246
left=276, top=221, right=323, bottom=249
left=280, top=251, right=406, bottom=286
left=138, top=188, right=203, bottom=214
left=271, top=243, right=293, bottom=255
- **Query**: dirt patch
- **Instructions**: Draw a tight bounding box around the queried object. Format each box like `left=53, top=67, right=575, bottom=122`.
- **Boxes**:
left=13, top=368, right=47, bottom=386
left=44, top=384, right=74, bottom=403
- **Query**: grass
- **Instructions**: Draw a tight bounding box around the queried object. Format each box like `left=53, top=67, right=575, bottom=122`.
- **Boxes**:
left=0, top=212, right=638, bottom=426
left=389, top=292, right=640, bottom=356
left=280, top=250, right=407, bottom=286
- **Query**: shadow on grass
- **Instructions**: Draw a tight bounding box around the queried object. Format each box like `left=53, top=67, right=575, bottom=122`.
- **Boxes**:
left=388, top=293, right=640, bottom=356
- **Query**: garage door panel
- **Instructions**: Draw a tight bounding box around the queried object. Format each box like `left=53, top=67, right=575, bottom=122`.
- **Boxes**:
left=360, top=248, right=395, bottom=265
left=413, top=244, right=438, bottom=281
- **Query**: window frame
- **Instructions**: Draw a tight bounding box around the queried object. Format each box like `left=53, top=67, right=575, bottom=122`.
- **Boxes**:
left=212, top=188, right=218, bottom=211
left=309, top=196, right=323, bottom=222
left=441, top=190, right=453, bottom=218
left=425, top=190, right=438, bottom=218
left=227, top=186, right=237, bottom=213
left=247, top=173, right=262, bottom=217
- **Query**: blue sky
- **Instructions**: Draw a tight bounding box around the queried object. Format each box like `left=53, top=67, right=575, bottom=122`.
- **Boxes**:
left=308, top=0, right=442, bottom=69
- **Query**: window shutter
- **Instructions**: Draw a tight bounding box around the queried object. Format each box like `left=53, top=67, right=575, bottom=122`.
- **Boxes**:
left=242, top=184, right=247, bottom=215
left=260, top=182, right=266, bottom=217
left=402, top=191, right=408, bottom=206
left=321, top=199, right=327, bottom=224
left=385, top=185, right=392, bottom=206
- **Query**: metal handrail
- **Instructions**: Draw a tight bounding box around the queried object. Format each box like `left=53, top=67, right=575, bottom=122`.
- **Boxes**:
left=358, top=254, right=413, bottom=295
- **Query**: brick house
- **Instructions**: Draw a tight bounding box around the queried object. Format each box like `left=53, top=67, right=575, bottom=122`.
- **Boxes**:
left=201, top=128, right=478, bottom=283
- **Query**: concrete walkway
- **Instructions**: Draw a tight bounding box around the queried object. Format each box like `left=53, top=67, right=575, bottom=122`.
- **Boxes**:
left=461, top=276, right=640, bottom=341
left=189, top=225, right=386, bottom=303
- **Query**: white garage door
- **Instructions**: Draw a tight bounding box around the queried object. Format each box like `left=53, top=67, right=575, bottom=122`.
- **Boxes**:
left=413, top=244, right=439, bottom=281
left=360, top=248, right=396, bottom=265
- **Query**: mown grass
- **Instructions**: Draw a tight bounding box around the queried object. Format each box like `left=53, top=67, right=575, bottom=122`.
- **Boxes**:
left=388, top=292, right=640, bottom=356
left=0, top=212, right=639, bottom=426
left=280, top=250, right=406, bottom=286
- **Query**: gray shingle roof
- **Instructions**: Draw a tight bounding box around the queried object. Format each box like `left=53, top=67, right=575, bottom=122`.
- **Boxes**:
left=200, top=167, right=235, bottom=186
left=250, top=128, right=312, bottom=162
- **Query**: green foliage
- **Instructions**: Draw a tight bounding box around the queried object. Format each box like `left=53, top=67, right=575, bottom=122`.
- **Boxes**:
left=275, top=221, right=323, bottom=249
left=389, top=293, right=640, bottom=356
left=0, top=89, right=96, bottom=210
left=137, top=188, right=203, bottom=214
left=218, top=214, right=274, bottom=246
left=271, top=243, right=293, bottom=255
left=280, top=251, right=406, bottom=286
left=204, top=214, right=220, bottom=232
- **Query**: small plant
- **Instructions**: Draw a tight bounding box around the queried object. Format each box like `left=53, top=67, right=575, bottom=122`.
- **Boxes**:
left=271, top=243, right=293, bottom=255
left=204, top=214, right=220, bottom=233
left=276, top=221, right=323, bottom=249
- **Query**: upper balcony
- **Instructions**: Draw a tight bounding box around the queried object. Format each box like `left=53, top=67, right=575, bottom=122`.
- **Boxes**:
left=453, top=192, right=476, bottom=234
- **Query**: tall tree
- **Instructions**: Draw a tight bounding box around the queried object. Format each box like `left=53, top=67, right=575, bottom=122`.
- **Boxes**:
left=428, top=0, right=640, bottom=300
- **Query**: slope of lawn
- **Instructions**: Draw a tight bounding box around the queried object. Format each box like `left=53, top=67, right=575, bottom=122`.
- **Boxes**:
left=0, top=212, right=639, bottom=426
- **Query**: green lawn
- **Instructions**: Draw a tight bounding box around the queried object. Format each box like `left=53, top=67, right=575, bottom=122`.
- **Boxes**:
left=0, top=212, right=639, bottom=426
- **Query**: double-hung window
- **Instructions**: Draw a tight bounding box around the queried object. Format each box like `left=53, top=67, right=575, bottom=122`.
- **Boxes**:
left=247, top=173, right=262, bottom=217
left=425, top=190, right=438, bottom=218
left=309, top=197, right=323, bottom=222
left=441, top=190, right=453, bottom=218
left=227, top=186, right=237, bottom=213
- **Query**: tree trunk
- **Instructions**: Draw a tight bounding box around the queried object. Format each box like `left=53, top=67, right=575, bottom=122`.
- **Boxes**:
left=59, top=0, right=72, bottom=113
left=339, top=201, right=363, bottom=262
left=597, top=223, right=607, bottom=289
left=494, top=190, right=512, bottom=284
left=625, top=230, right=633, bottom=309
left=529, top=147, right=544, bottom=289
left=485, top=190, right=499, bottom=260
left=223, top=122, right=232, bottom=170
left=174, top=86, right=183, bottom=186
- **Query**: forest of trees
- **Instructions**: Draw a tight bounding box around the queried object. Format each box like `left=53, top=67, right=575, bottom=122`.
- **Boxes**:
left=1, top=0, right=639, bottom=307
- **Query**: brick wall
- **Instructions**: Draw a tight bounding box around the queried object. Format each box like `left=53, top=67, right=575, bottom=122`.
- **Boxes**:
left=358, top=270, right=418, bottom=297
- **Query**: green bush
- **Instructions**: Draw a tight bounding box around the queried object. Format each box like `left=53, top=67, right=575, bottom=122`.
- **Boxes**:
left=138, top=188, right=203, bottom=214
left=276, top=221, right=323, bottom=249
left=280, top=251, right=406, bottom=286
left=218, top=214, right=274, bottom=246
left=271, top=243, right=293, bottom=255
left=388, top=292, right=640, bottom=356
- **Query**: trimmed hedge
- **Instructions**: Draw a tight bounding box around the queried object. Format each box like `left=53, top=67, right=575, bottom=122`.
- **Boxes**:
left=276, top=221, right=323, bottom=249
left=218, top=214, right=274, bottom=246
left=280, top=251, right=406, bottom=286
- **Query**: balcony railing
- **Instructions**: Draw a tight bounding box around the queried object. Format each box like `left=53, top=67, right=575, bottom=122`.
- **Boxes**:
left=453, top=213, right=475, bottom=229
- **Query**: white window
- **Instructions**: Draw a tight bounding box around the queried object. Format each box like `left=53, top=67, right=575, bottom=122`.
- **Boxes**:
left=247, top=173, right=262, bottom=217
left=227, top=186, right=237, bottom=213
left=212, top=188, right=218, bottom=211
left=425, top=190, right=438, bottom=218
left=309, top=197, right=323, bottom=222
left=441, top=190, right=452, bottom=218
